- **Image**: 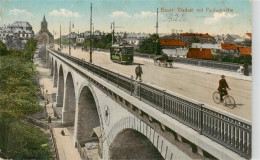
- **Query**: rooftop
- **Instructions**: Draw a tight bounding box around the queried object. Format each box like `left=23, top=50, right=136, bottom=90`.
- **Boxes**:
left=9, top=21, right=32, bottom=28
left=238, top=47, right=252, bottom=55
left=221, top=43, right=237, bottom=50
left=159, top=39, right=186, bottom=46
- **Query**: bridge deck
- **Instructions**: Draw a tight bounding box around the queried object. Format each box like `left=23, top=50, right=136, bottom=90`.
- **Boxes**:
left=54, top=45, right=251, bottom=121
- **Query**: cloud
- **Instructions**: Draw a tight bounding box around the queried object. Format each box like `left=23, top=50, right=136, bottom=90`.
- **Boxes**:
left=204, top=12, right=239, bottom=24
left=49, top=9, right=81, bottom=18
left=109, top=11, right=131, bottom=18
left=9, top=9, right=33, bottom=16
left=134, top=11, right=156, bottom=18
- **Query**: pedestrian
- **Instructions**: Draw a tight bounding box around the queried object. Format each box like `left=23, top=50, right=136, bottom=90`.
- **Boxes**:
left=135, top=64, right=143, bottom=81
left=48, top=116, right=52, bottom=123
left=61, top=130, right=65, bottom=136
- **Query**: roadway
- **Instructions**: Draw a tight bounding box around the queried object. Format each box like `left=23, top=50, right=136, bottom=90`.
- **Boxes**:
left=53, top=45, right=252, bottom=121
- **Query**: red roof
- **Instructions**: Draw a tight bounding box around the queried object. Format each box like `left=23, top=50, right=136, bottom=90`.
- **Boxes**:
left=221, top=43, right=237, bottom=50
left=187, top=48, right=212, bottom=59
left=159, top=39, right=186, bottom=46
left=238, top=47, right=252, bottom=55
left=181, top=33, right=212, bottom=38
left=246, top=33, right=252, bottom=38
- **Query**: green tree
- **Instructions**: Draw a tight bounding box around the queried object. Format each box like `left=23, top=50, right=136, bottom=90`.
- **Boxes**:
left=0, top=41, right=8, bottom=56
left=0, top=56, right=41, bottom=158
left=137, top=34, right=162, bottom=55
left=24, top=38, right=38, bottom=62
left=6, top=121, right=51, bottom=159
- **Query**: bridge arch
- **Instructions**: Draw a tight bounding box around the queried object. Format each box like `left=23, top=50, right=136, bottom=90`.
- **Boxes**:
left=109, top=129, right=164, bottom=160
left=62, top=72, right=76, bottom=125
left=106, top=117, right=165, bottom=160
left=75, top=84, right=105, bottom=153
left=54, top=61, right=58, bottom=87
left=56, top=64, right=64, bottom=107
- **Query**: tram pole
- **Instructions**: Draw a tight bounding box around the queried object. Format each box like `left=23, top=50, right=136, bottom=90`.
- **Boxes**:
left=90, top=3, right=93, bottom=63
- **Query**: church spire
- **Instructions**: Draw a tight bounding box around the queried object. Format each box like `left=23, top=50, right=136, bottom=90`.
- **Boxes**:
left=43, top=14, right=46, bottom=22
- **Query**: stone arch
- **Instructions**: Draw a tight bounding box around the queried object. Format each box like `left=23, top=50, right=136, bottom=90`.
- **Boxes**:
left=109, top=129, right=164, bottom=160
left=106, top=117, right=165, bottom=160
left=53, top=61, right=58, bottom=87
left=62, top=72, right=76, bottom=125
left=75, top=84, right=104, bottom=158
left=56, top=64, right=64, bottom=107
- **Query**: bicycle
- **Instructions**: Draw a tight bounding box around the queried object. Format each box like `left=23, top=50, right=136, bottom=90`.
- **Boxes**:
left=212, top=89, right=236, bottom=109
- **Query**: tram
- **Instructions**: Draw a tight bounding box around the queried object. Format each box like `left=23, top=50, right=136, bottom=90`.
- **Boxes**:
left=110, top=43, right=134, bottom=64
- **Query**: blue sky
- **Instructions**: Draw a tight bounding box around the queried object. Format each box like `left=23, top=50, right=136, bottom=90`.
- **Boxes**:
left=0, top=0, right=252, bottom=38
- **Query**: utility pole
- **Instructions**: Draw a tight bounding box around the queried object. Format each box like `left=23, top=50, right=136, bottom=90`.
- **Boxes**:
left=111, top=22, right=123, bottom=45
left=155, top=8, right=159, bottom=55
left=69, top=20, right=71, bottom=55
left=60, top=25, right=61, bottom=50
left=90, top=3, right=93, bottom=63
left=111, top=22, right=114, bottom=45
left=156, top=8, right=158, bottom=35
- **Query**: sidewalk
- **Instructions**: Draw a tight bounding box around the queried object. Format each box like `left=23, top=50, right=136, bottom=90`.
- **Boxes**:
left=35, top=53, right=81, bottom=159
left=53, top=128, right=81, bottom=160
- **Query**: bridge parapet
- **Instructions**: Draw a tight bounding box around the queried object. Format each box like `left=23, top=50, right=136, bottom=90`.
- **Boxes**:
left=47, top=48, right=251, bottom=159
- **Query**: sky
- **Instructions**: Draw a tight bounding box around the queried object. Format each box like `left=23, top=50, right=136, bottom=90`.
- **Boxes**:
left=0, top=0, right=252, bottom=39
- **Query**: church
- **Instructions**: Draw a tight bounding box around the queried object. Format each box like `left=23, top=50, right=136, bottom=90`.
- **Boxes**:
left=35, top=15, right=54, bottom=44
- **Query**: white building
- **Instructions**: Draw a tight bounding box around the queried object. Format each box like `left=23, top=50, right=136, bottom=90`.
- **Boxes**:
left=0, top=21, right=34, bottom=43
left=191, top=43, right=221, bottom=49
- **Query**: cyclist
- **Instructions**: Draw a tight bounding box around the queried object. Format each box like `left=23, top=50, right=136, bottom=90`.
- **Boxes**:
left=218, top=75, right=231, bottom=102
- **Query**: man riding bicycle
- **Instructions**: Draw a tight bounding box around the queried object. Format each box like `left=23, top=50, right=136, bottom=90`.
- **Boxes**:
left=218, top=75, right=231, bottom=102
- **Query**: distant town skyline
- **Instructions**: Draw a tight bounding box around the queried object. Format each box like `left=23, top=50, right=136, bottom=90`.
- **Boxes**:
left=0, top=0, right=252, bottom=38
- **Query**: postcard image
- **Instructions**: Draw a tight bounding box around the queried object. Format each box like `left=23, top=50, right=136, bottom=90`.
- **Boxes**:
left=0, top=0, right=253, bottom=160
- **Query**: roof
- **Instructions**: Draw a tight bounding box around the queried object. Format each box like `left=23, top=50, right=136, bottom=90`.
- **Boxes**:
left=10, top=21, right=32, bottom=28
left=238, top=47, right=252, bottom=55
left=246, top=33, right=252, bottom=38
left=187, top=48, right=212, bottom=59
left=181, top=33, right=212, bottom=38
left=159, top=39, right=186, bottom=46
left=221, top=43, right=237, bottom=50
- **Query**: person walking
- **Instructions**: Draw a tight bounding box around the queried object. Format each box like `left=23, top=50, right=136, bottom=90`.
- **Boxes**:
left=135, top=64, right=143, bottom=81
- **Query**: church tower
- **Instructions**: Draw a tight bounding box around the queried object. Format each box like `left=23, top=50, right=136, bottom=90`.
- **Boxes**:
left=41, top=15, right=48, bottom=33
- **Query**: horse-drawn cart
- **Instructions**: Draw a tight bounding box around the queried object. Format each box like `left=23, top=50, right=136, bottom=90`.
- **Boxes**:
left=153, top=54, right=173, bottom=68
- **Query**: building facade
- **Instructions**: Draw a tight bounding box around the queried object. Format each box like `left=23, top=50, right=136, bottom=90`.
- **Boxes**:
left=0, top=21, right=34, bottom=44
left=35, top=15, right=54, bottom=44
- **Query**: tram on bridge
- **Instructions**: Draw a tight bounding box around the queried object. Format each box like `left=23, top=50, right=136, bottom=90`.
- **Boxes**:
left=110, top=43, right=134, bottom=64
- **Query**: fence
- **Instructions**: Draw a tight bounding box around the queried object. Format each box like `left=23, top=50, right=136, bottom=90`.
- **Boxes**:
left=23, top=116, right=59, bottom=160
left=48, top=48, right=252, bottom=159
left=170, top=57, right=252, bottom=74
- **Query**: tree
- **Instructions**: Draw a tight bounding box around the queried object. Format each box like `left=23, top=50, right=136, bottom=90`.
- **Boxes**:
left=137, top=34, right=162, bottom=55
left=0, top=41, right=8, bottom=56
left=24, top=38, right=38, bottom=62
left=0, top=56, right=41, bottom=158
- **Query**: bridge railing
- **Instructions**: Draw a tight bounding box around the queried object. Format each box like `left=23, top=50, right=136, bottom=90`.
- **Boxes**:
left=48, top=48, right=251, bottom=159
left=170, top=57, right=252, bottom=74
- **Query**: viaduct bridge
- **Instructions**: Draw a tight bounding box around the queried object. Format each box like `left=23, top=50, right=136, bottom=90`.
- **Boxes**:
left=44, top=47, right=251, bottom=160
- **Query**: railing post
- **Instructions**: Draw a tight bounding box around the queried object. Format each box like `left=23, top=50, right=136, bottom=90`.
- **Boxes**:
left=117, top=74, right=119, bottom=87
left=199, top=104, right=203, bottom=135
left=139, top=82, right=141, bottom=100
left=162, top=90, right=166, bottom=113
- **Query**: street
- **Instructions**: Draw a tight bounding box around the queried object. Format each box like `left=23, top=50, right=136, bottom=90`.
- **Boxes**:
left=54, top=45, right=252, bottom=121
